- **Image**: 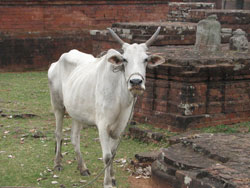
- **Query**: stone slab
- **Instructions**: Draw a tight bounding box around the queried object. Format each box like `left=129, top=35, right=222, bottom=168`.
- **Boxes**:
left=152, top=133, right=250, bottom=188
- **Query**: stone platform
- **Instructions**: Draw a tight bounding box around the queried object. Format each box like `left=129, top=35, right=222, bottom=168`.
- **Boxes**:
left=133, top=44, right=250, bottom=130
left=151, top=133, right=250, bottom=188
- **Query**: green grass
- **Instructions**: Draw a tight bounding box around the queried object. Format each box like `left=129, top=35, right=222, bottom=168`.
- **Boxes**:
left=0, top=72, right=163, bottom=188
left=198, top=122, right=250, bottom=134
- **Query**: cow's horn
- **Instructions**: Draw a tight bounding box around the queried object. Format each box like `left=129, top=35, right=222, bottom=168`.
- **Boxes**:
left=107, top=28, right=125, bottom=46
left=145, top=26, right=161, bottom=47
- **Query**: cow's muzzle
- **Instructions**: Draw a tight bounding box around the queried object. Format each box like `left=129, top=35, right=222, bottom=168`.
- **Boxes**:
left=128, top=73, right=145, bottom=96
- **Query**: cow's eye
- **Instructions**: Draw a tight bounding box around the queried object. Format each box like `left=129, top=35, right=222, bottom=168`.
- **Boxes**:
left=123, top=58, right=128, bottom=63
left=144, top=58, right=148, bottom=63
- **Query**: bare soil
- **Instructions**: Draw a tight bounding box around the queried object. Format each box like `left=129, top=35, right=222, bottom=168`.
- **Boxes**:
left=128, top=176, right=153, bottom=188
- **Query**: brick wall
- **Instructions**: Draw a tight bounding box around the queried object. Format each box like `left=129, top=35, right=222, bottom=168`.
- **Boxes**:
left=0, top=0, right=171, bottom=32
left=0, top=0, right=171, bottom=71
left=0, top=31, right=92, bottom=72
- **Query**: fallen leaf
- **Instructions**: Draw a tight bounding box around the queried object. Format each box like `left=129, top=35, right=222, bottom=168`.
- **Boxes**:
left=66, top=160, right=73, bottom=164
left=63, top=128, right=71, bottom=132
left=29, top=129, right=36, bottom=133
left=47, top=168, right=52, bottom=172
left=62, top=152, right=68, bottom=156
left=8, top=155, right=14, bottom=158
left=80, top=180, right=87, bottom=183
left=135, top=175, right=142, bottom=179
left=115, top=158, right=127, bottom=164
left=63, top=137, right=71, bottom=142
left=51, top=181, right=58, bottom=184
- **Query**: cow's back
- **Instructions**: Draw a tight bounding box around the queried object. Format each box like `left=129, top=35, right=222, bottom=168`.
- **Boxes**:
left=48, top=49, right=96, bottom=113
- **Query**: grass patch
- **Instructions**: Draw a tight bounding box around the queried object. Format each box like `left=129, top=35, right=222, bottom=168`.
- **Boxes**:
left=198, top=122, right=250, bottom=134
left=0, top=72, right=163, bottom=188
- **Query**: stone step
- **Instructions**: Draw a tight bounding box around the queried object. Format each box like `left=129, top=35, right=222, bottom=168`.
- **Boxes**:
left=111, top=21, right=197, bottom=45
left=151, top=133, right=250, bottom=188
left=167, top=2, right=215, bottom=22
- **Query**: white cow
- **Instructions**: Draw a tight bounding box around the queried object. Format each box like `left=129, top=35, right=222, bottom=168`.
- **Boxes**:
left=48, top=27, right=165, bottom=188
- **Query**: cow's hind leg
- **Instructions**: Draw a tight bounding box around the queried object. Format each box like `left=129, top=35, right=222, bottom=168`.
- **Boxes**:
left=54, top=108, right=65, bottom=171
left=71, top=120, right=90, bottom=176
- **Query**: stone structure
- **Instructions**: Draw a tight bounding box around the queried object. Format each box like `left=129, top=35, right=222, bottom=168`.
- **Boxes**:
left=91, top=8, right=250, bottom=56
left=187, top=9, right=250, bottom=41
left=194, top=14, right=221, bottom=52
left=151, top=133, right=250, bottom=188
left=167, top=2, right=215, bottom=22
left=133, top=45, right=250, bottom=131
left=229, top=29, right=249, bottom=52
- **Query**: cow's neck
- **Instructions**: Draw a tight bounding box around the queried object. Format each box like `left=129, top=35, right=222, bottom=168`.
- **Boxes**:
left=97, top=57, right=134, bottom=108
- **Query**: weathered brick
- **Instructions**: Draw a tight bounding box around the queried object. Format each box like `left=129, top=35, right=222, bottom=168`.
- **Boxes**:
left=0, top=0, right=170, bottom=32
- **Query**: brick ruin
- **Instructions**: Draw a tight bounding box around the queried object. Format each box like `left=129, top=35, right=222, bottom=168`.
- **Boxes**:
left=0, top=0, right=250, bottom=130
left=0, top=0, right=171, bottom=71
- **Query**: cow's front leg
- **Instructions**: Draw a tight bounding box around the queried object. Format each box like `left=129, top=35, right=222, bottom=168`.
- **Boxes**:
left=71, top=120, right=90, bottom=176
left=110, top=138, right=120, bottom=187
left=99, top=128, right=114, bottom=188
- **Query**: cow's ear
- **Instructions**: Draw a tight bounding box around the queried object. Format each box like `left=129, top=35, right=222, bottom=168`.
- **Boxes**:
left=107, top=49, right=123, bottom=66
left=147, top=54, right=165, bottom=68
left=108, top=55, right=123, bottom=66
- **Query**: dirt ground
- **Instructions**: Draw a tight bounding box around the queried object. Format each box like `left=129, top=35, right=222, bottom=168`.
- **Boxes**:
left=128, top=176, right=153, bottom=188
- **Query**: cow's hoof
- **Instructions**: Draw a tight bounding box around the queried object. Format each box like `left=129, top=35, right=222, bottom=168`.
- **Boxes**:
left=104, top=186, right=115, bottom=188
left=80, top=169, right=91, bottom=176
left=112, top=179, right=116, bottom=187
left=54, top=165, right=63, bottom=171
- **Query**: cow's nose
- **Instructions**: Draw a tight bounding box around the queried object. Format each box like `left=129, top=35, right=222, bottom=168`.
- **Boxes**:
left=130, top=79, right=143, bottom=86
